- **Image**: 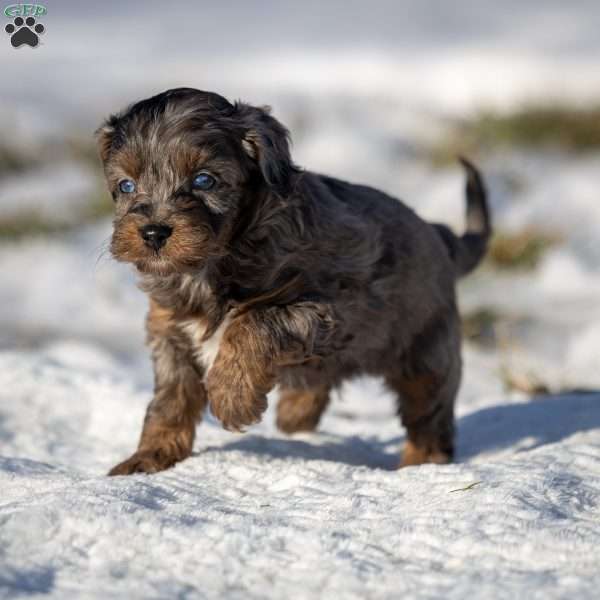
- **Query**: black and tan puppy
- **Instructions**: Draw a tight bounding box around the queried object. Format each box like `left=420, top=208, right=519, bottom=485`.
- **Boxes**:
left=97, top=88, right=491, bottom=475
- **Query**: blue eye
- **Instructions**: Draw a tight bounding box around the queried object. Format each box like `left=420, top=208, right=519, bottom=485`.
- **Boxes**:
left=192, top=173, right=215, bottom=191
left=119, top=179, right=136, bottom=194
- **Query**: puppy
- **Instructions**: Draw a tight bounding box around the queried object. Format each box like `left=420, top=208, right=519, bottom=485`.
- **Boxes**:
left=97, top=88, right=491, bottom=475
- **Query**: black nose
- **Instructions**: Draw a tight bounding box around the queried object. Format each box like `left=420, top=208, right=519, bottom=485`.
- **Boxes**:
left=139, top=224, right=172, bottom=251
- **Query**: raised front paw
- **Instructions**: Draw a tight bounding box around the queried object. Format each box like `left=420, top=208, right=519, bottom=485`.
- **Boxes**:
left=108, top=448, right=183, bottom=476
left=206, top=373, right=268, bottom=432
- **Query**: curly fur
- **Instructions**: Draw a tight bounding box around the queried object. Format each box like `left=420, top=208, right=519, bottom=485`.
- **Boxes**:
left=98, top=87, right=491, bottom=475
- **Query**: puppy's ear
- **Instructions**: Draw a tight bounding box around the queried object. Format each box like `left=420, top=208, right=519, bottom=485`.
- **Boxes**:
left=95, top=115, right=121, bottom=164
left=237, top=103, right=296, bottom=197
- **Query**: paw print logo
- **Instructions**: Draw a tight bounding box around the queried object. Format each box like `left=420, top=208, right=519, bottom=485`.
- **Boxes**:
left=5, top=16, right=45, bottom=48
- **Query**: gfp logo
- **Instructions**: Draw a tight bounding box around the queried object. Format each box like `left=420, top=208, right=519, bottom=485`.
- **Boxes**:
left=4, top=3, right=46, bottom=17
left=4, top=4, right=46, bottom=47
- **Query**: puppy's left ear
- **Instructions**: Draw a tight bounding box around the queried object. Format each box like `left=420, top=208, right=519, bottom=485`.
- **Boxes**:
left=95, top=115, right=121, bottom=164
left=237, top=104, right=296, bottom=197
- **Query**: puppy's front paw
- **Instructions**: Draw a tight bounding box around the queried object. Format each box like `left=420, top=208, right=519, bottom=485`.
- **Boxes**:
left=108, top=449, right=180, bottom=476
left=206, top=375, right=267, bottom=432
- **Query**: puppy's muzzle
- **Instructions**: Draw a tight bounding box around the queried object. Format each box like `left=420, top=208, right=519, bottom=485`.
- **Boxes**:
left=139, top=224, right=172, bottom=251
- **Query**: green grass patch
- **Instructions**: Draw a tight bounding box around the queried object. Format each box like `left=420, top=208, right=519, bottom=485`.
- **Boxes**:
left=429, top=104, right=600, bottom=165
left=462, top=307, right=501, bottom=346
left=0, top=213, right=71, bottom=239
left=487, top=227, right=562, bottom=271
left=0, top=187, right=113, bottom=241
left=0, top=144, right=41, bottom=176
left=0, top=133, right=103, bottom=177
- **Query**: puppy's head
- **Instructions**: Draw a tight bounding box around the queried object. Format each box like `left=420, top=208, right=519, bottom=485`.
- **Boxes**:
left=96, top=87, right=296, bottom=275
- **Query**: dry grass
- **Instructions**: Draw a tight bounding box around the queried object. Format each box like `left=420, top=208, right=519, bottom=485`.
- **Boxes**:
left=428, top=104, right=600, bottom=165
left=487, top=228, right=563, bottom=271
left=500, top=367, right=551, bottom=396
left=0, top=188, right=112, bottom=240
left=462, top=307, right=501, bottom=347
left=0, top=144, right=41, bottom=176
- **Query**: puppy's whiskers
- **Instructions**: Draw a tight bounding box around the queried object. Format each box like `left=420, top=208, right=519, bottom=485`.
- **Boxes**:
left=92, top=236, right=112, bottom=272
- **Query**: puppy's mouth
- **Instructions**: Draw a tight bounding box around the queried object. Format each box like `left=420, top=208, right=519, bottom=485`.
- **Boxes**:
left=133, top=250, right=209, bottom=275
left=133, top=252, right=178, bottom=275
left=110, top=240, right=178, bottom=275
left=112, top=246, right=207, bottom=276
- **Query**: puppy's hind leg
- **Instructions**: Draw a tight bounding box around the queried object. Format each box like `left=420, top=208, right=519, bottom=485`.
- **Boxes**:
left=276, top=385, right=331, bottom=434
left=385, top=312, right=462, bottom=467
left=387, top=367, right=459, bottom=467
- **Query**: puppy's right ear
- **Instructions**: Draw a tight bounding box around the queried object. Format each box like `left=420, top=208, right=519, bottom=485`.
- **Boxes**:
left=235, top=103, right=296, bottom=198
left=95, top=115, right=121, bottom=164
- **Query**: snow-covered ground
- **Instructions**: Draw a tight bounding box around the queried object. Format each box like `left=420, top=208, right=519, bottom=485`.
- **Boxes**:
left=1, top=345, right=600, bottom=599
left=2, top=2, right=600, bottom=598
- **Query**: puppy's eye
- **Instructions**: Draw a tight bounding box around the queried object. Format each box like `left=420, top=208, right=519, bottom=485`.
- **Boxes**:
left=119, top=179, right=136, bottom=194
left=191, top=173, right=215, bottom=191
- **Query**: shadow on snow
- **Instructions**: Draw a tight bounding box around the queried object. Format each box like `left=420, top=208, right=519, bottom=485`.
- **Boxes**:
left=204, top=391, right=600, bottom=469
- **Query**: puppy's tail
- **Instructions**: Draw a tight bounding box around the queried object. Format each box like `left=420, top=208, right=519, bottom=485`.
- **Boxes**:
left=440, top=158, right=491, bottom=277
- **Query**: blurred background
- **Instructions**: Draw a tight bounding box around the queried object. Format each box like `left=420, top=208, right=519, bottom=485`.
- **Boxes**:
left=2, top=0, right=600, bottom=394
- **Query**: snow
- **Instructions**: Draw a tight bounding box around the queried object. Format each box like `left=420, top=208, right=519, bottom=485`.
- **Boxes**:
left=1, top=345, right=599, bottom=599
left=2, top=1, right=600, bottom=597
